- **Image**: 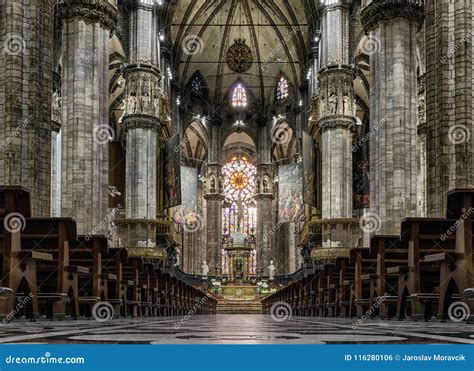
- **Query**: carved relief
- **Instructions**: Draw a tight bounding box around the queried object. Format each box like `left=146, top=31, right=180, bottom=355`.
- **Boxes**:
left=124, top=71, right=163, bottom=117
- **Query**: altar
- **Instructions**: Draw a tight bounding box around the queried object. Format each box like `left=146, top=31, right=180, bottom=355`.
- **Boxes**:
left=221, top=285, right=258, bottom=300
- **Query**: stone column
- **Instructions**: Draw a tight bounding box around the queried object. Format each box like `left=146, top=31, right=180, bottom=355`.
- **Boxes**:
left=57, top=0, right=118, bottom=234
left=51, top=72, right=62, bottom=217
left=205, top=118, right=223, bottom=273
left=256, top=119, right=274, bottom=272
left=318, top=1, right=356, bottom=248
left=361, top=0, right=423, bottom=234
left=424, top=0, right=474, bottom=216
left=0, top=0, right=54, bottom=216
left=120, top=0, right=165, bottom=247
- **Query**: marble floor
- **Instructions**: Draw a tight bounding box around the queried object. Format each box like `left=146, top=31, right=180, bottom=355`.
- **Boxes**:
left=0, top=315, right=472, bottom=344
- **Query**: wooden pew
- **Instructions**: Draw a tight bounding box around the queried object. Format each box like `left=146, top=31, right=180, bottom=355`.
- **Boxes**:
left=370, top=236, right=409, bottom=319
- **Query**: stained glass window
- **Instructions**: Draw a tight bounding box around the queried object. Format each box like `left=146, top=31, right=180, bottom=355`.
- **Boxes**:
left=192, top=76, right=202, bottom=96
left=221, top=156, right=257, bottom=275
left=231, top=83, right=248, bottom=107
left=276, top=76, right=289, bottom=100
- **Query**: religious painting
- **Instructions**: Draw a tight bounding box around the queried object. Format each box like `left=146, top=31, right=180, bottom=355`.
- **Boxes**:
left=353, top=147, right=370, bottom=209
left=302, top=132, right=317, bottom=206
left=163, top=135, right=181, bottom=209
left=278, top=163, right=305, bottom=222
left=174, top=166, right=198, bottom=223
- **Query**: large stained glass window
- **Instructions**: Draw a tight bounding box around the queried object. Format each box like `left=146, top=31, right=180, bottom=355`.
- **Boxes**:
left=276, top=76, right=289, bottom=100
left=231, top=83, right=248, bottom=107
left=221, top=155, right=257, bottom=275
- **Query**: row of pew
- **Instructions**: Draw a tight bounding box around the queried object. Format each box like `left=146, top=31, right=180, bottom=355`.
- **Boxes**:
left=263, top=189, right=474, bottom=321
left=0, top=186, right=216, bottom=321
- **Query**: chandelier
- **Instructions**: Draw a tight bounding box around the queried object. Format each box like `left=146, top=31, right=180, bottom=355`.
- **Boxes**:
left=226, top=39, right=254, bottom=73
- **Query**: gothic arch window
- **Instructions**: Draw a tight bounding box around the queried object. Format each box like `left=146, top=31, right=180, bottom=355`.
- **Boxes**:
left=276, top=76, right=289, bottom=100
left=192, top=75, right=203, bottom=96
left=221, top=155, right=257, bottom=274
left=231, top=83, right=248, bottom=107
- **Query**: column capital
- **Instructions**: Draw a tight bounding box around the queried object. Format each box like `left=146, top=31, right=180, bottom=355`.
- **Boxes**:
left=121, top=115, right=161, bottom=134
left=361, top=0, right=424, bottom=33
left=56, top=0, right=119, bottom=31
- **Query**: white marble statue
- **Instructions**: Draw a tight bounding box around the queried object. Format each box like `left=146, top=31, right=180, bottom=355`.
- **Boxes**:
left=202, top=261, right=209, bottom=277
left=268, top=260, right=276, bottom=280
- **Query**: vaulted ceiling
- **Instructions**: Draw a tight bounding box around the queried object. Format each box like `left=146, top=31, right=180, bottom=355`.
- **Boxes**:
left=167, top=0, right=318, bottom=107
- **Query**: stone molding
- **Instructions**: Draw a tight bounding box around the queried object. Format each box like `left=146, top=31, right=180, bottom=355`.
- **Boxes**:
left=360, top=0, right=424, bottom=33
left=56, top=0, right=119, bottom=31
left=318, top=117, right=356, bottom=133
left=204, top=193, right=225, bottom=201
left=254, top=193, right=274, bottom=201
left=121, top=115, right=161, bottom=134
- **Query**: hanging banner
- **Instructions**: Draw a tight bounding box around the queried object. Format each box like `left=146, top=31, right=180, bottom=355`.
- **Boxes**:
left=302, top=132, right=317, bottom=207
left=163, top=135, right=182, bottom=209
left=174, top=166, right=198, bottom=223
left=278, top=163, right=305, bottom=222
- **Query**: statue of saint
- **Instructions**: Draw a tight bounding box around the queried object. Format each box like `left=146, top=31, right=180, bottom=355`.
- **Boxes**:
left=329, top=92, right=338, bottom=115
left=202, top=261, right=209, bottom=277
left=343, top=93, right=351, bottom=116
left=268, top=260, right=276, bottom=280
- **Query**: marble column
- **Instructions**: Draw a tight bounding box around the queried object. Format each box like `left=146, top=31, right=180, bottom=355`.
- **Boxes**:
left=205, top=118, right=223, bottom=273
left=424, top=0, right=474, bottom=216
left=58, top=0, right=118, bottom=234
left=256, top=119, right=274, bottom=272
left=361, top=0, right=423, bottom=233
left=318, top=1, right=356, bottom=248
left=120, top=0, right=165, bottom=247
left=0, top=0, right=54, bottom=216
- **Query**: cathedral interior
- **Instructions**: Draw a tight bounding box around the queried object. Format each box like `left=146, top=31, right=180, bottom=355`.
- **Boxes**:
left=0, top=0, right=473, bottom=344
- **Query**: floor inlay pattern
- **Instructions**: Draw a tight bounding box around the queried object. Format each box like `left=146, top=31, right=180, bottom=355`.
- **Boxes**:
left=0, top=315, right=472, bottom=344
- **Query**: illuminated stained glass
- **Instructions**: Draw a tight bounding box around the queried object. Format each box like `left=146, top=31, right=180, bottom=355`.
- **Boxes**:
left=276, top=76, right=289, bottom=100
left=221, top=156, right=257, bottom=275
left=231, top=83, right=248, bottom=107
